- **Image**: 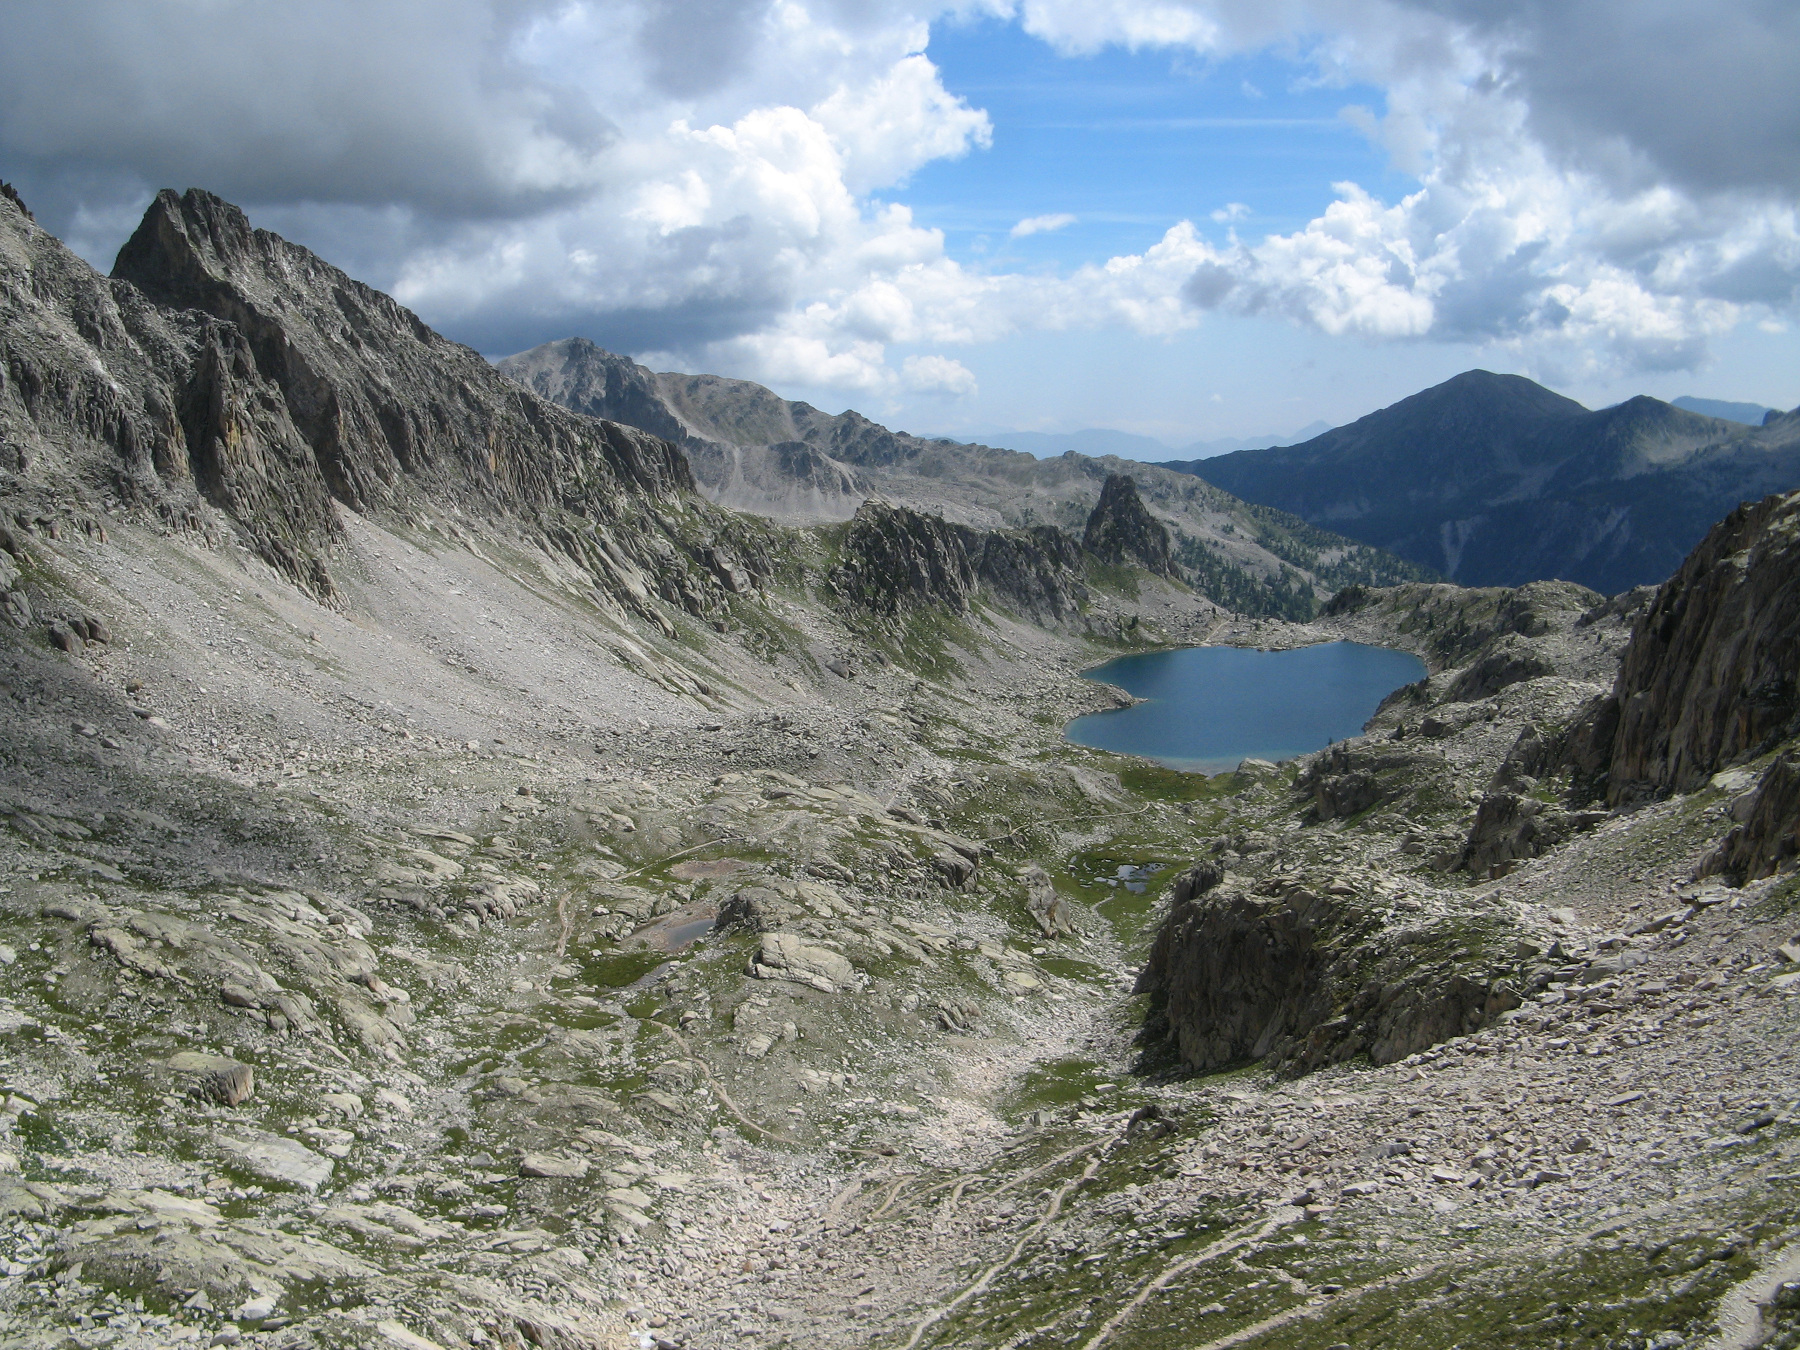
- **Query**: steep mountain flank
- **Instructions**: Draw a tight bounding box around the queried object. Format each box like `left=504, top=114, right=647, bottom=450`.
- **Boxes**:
left=500, top=338, right=1434, bottom=617
left=0, top=188, right=786, bottom=637
left=1519, top=488, right=1800, bottom=820
left=1176, top=369, right=1800, bottom=591
left=1604, top=490, right=1800, bottom=800
left=114, top=192, right=693, bottom=518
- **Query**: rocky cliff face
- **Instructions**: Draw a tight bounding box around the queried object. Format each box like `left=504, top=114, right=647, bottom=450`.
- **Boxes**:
left=1605, top=490, right=1800, bottom=802
left=1081, top=473, right=1171, bottom=575
left=827, top=502, right=1088, bottom=624
left=1136, top=862, right=1526, bottom=1075
left=1704, top=749, right=1800, bottom=881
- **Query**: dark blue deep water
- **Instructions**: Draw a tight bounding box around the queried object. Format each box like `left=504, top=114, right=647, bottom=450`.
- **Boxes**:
left=1065, top=641, right=1427, bottom=774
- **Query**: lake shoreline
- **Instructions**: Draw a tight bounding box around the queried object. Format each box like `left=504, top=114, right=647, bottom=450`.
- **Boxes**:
left=1065, top=639, right=1428, bottom=774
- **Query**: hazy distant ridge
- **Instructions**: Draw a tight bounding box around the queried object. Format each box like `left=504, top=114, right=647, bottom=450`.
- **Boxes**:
left=1174, top=370, right=1800, bottom=593
left=1670, top=395, right=1778, bottom=426
left=953, top=422, right=1333, bottom=462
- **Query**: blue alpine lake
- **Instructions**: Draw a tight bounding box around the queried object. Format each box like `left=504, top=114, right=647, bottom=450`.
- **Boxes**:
left=1065, top=641, right=1427, bottom=774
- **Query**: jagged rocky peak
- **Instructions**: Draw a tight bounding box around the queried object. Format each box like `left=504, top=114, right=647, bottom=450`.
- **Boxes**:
left=113, top=189, right=693, bottom=518
left=1082, top=472, right=1171, bottom=576
left=0, top=186, right=743, bottom=620
left=0, top=181, right=342, bottom=594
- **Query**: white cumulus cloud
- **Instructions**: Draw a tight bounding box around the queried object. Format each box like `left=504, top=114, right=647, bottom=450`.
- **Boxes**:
left=1010, top=212, right=1077, bottom=238
left=1, top=0, right=1795, bottom=396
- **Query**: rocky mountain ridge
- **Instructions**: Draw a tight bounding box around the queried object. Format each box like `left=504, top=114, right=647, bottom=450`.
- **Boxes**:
left=498, top=337, right=1434, bottom=619
left=2, top=189, right=734, bottom=628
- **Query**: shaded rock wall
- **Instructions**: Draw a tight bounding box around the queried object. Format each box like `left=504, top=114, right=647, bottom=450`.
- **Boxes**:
left=1703, top=750, right=1800, bottom=882
left=1606, top=490, right=1800, bottom=802
left=828, top=502, right=1088, bottom=624
left=1136, top=863, right=1525, bottom=1076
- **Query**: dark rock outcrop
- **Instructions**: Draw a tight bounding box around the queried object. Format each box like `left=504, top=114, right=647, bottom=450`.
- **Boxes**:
left=973, top=525, right=1089, bottom=624
left=828, top=502, right=1087, bottom=623
left=1605, top=490, right=1800, bottom=802
left=1, top=185, right=341, bottom=591
left=829, top=504, right=979, bottom=616
left=1082, top=474, right=1171, bottom=576
left=1453, top=793, right=1604, bottom=876
left=1703, top=750, right=1800, bottom=882
left=1136, top=863, right=1525, bottom=1075
left=1294, top=742, right=1456, bottom=822
left=1549, top=693, right=1622, bottom=803
left=1442, top=635, right=1557, bottom=703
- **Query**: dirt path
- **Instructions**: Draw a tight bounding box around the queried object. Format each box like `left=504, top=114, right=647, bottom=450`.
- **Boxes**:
left=901, top=1152, right=1108, bottom=1350
left=1705, top=1241, right=1800, bottom=1350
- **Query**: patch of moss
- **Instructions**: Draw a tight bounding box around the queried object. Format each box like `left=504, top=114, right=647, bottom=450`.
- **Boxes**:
left=1118, top=762, right=1239, bottom=803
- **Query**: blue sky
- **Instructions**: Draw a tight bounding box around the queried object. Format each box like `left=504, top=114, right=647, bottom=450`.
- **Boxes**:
left=869, top=14, right=1800, bottom=444
left=4, top=2, right=1798, bottom=445
left=909, top=19, right=1409, bottom=273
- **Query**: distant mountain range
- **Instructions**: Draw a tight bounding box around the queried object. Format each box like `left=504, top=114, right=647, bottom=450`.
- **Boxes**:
left=1670, top=396, right=1778, bottom=426
left=945, top=422, right=1332, bottom=462
left=497, top=338, right=1433, bottom=618
left=1170, top=422, right=1334, bottom=460
left=1173, top=370, right=1800, bottom=593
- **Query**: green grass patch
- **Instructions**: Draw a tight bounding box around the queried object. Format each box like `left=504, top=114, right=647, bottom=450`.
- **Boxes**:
left=577, top=948, right=670, bottom=992
left=1118, top=763, right=1239, bottom=803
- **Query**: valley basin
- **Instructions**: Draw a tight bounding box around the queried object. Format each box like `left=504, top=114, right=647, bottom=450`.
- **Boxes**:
left=1065, top=640, right=1427, bottom=774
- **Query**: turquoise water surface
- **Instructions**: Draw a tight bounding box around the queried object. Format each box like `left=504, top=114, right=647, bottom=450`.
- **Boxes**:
left=1065, top=641, right=1426, bottom=773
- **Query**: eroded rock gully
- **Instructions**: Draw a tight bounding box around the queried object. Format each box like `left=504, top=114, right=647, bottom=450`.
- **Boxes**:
left=0, top=186, right=1796, bottom=1350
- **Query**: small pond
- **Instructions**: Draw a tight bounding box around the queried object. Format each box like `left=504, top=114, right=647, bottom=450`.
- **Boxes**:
left=1065, top=640, right=1426, bottom=774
